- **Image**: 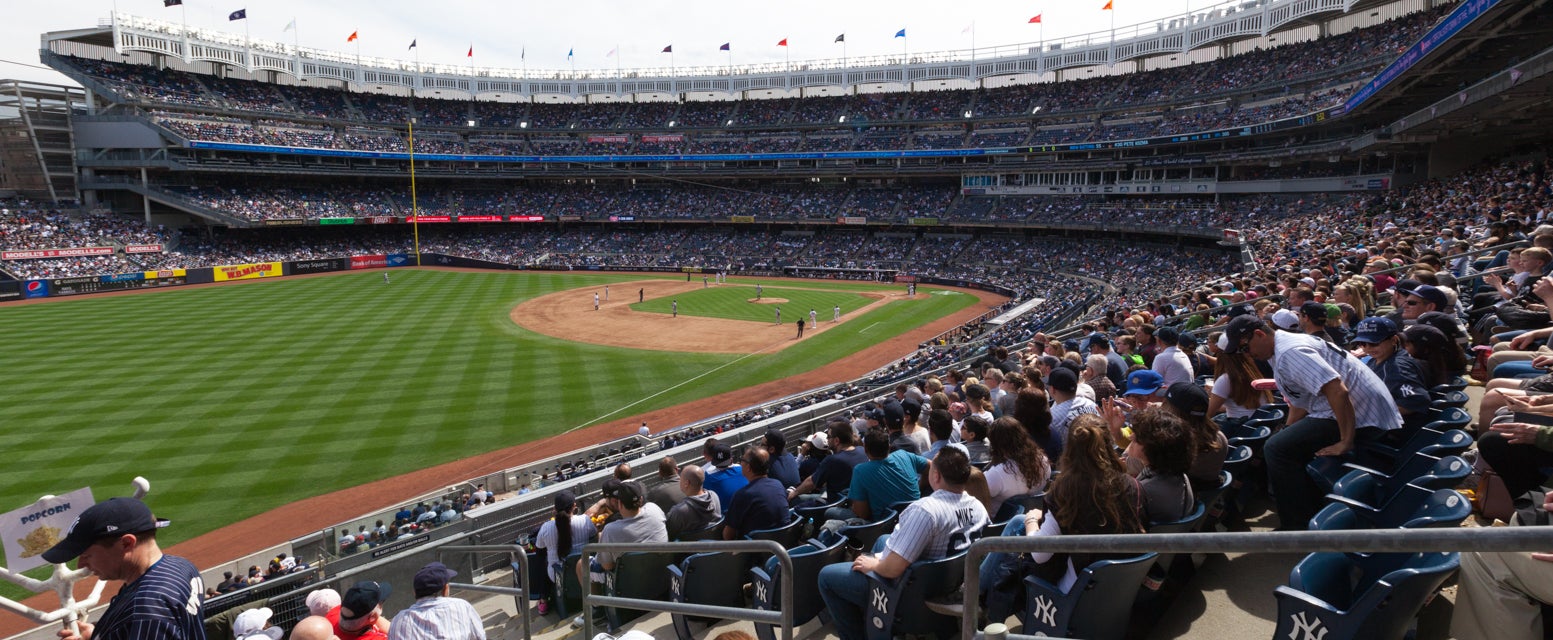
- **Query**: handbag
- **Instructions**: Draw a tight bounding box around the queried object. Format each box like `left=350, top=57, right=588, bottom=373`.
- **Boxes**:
left=1475, top=466, right=1516, bottom=523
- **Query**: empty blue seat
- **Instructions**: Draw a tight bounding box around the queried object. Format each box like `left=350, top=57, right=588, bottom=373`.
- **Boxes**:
left=750, top=532, right=849, bottom=640
left=1022, top=552, right=1158, bottom=640
left=1329, top=454, right=1470, bottom=510
left=1309, top=484, right=1470, bottom=531
left=1273, top=552, right=1459, bottom=640
left=838, top=508, right=899, bottom=552
left=668, top=550, right=748, bottom=640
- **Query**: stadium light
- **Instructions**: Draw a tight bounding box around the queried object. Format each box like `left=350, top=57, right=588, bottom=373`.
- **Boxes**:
left=725, top=119, right=733, bottom=126
left=838, top=115, right=846, bottom=123
left=1031, top=106, right=1043, bottom=114
left=963, top=111, right=972, bottom=118
left=668, top=120, right=676, bottom=127
left=519, top=121, right=528, bottom=128
left=466, top=120, right=476, bottom=127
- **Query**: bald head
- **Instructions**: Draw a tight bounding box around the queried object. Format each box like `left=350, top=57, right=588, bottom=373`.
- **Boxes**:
left=290, top=616, right=338, bottom=640
left=680, top=465, right=706, bottom=494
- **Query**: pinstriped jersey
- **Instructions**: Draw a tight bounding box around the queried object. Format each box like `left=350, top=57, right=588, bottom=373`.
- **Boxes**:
left=1271, top=331, right=1402, bottom=431
left=92, top=555, right=207, bottom=640
left=883, top=489, right=988, bottom=563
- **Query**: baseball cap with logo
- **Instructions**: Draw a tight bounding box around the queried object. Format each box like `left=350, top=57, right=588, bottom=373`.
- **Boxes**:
left=601, top=478, right=645, bottom=508
left=1122, top=370, right=1165, bottom=396
left=1352, top=317, right=1399, bottom=345
left=709, top=442, right=735, bottom=467
left=42, top=497, right=170, bottom=564
left=412, top=561, right=458, bottom=597
left=806, top=432, right=831, bottom=451
left=1047, top=367, right=1079, bottom=394
left=339, top=581, right=392, bottom=624
left=1270, top=309, right=1302, bottom=332
left=1164, top=382, right=1209, bottom=418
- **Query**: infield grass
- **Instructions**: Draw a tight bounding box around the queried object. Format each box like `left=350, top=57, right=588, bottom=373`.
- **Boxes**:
left=632, top=285, right=874, bottom=322
left=0, top=269, right=974, bottom=582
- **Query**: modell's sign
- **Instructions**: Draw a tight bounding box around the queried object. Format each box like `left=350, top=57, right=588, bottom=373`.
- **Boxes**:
left=1, top=246, right=113, bottom=260
left=124, top=244, right=164, bottom=254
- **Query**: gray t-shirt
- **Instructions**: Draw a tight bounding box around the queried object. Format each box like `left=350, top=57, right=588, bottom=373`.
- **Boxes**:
left=596, top=503, right=667, bottom=567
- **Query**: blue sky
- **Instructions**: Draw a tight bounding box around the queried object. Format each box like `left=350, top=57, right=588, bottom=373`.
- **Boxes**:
left=3, top=0, right=1214, bottom=84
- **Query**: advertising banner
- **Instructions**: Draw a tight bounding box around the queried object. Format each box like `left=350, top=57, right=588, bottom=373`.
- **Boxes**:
left=0, top=280, right=19, bottom=302
left=0, top=487, right=94, bottom=573
left=386, top=254, right=410, bottom=267
left=837, top=217, right=867, bottom=225
left=213, top=262, right=283, bottom=282
left=102, top=272, right=146, bottom=283
left=1, top=247, right=113, bottom=260
left=508, top=215, right=544, bottom=222
left=586, top=135, right=629, bottom=144
left=350, top=255, right=388, bottom=270
left=908, top=218, right=939, bottom=226
left=455, top=215, right=503, bottom=223
left=124, top=244, right=165, bottom=254
left=261, top=218, right=307, bottom=227
left=608, top=216, right=635, bottom=222
left=289, top=259, right=345, bottom=275
left=731, top=215, right=755, bottom=223
left=318, top=217, right=356, bottom=225
left=641, top=135, right=684, bottom=143
left=23, top=280, right=49, bottom=298
left=369, top=216, right=396, bottom=224
left=145, top=269, right=187, bottom=279
left=558, top=215, right=583, bottom=222
left=406, top=216, right=451, bottom=223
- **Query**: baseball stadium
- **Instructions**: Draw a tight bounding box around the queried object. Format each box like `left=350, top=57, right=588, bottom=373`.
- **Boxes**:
left=1, top=0, right=1551, bottom=638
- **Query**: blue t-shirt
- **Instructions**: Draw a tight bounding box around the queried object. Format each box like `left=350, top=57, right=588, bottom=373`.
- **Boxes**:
left=810, top=447, right=868, bottom=496
left=93, top=555, right=207, bottom=640
left=703, top=465, right=749, bottom=508
left=768, top=452, right=801, bottom=489
left=725, top=477, right=791, bottom=535
left=849, top=450, right=928, bottom=515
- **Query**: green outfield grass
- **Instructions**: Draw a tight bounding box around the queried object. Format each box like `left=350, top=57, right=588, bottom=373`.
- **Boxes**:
left=632, top=284, right=875, bottom=322
left=0, top=269, right=974, bottom=582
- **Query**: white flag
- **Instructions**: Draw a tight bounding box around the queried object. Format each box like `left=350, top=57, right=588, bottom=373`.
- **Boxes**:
left=962, top=24, right=973, bottom=35
left=283, top=19, right=295, bottom=32
left=606, top=47, right=618, bottom=58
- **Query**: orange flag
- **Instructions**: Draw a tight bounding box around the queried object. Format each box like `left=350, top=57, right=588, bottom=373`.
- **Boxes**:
left=347, top=31, right=358, bottom=42
left=1029, top=14, right=1043, bottom=23
left=1102, top=0, right=1113, bottom=9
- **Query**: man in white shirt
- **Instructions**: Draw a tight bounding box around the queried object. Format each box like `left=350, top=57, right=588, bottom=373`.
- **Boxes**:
left=1223, top=315, right=1401, bottom=530
left=1150, top=326, right=1195, bottom=389
left=389, top=562, right=485, bottom=640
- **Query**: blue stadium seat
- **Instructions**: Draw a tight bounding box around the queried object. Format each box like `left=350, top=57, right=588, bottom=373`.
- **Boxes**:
left=1308, top=484, right=1470, bottom=531
left=551, top=552, right=584, bottom=619
left=864, top=551, right=967, bottom=639
left=603, top=551, right=675, bottom=632
left=1328, top=454, right=1471, bottom=510
left=746, top=511, right=808, bottom=549
left=1273, top=552, right=1459, bottom=640
left=1141, top=501, right=1207, bottom=597
left=750, top=531, right=849, bottom=640
left=674, top=516, right=725, bottom=542
left=668, top=550, right=749, bottom=640
left=838, top=508, right=900, bottom=552
left=1307, top=424, right=1472, bottom=494
left=1429, top=389, right=1469, bottom=411
left=1022, top=552, right=1159, bottom=640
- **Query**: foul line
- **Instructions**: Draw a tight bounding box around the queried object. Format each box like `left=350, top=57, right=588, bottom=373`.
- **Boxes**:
left=559, top=336, right=793, bottom=435
left=859, top=322, right=881, bottom=333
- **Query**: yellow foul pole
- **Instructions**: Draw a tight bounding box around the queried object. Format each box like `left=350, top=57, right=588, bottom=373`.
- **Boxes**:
left=408, top=118, right=421, bottom=266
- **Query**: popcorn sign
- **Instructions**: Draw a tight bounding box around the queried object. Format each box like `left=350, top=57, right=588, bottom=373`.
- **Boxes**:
left=1, top=488, right=94, bottom=573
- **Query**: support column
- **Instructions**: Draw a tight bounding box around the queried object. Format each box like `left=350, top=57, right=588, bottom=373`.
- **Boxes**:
left=140, top=167, right=151, bottom=225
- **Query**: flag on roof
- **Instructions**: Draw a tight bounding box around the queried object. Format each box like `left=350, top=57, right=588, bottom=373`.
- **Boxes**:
left=1102, top=0, right=1113, bottom=9
left=834, top=34, right=845, bottom=43
left=1029, top=14, right=1042, bottom=24
left=895, top=29, right=906, bottom=38
left=228, top=8, right=246, bottom=21
left=662, top=45, right=673, bottom=53
left=720, top=43, right=730, bottom=51
left=163, top=0, right=182, bottom=7
left=283, top=19, right=296, bottom=32
left=777, top=38, right=787, bottom=47
left=347, top=31, right=358, bottom=42
left=467, top=46, right=474, bottom=57
left=408, top=39, right=417, bottom=50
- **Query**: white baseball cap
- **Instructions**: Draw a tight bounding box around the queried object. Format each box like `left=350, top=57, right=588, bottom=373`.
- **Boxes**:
left=233, top=608, right=283, bottom=640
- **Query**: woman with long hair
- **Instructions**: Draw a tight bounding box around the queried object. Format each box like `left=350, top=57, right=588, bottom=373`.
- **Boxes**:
left=978, top=414, right=1144, bottom=621
left=1402, top=323, right=1466, bottom=386
left=983, top=416, right=1052, bottom=520
left=533, top=491, right=596, bottom=615
left=1207, top=349, right=1270, bottom=427
left=1013, top=387, right=1059, bottom=462
left=1160, top=382, right=1228, bottom=493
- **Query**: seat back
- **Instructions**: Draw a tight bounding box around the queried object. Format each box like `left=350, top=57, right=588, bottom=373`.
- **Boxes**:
left=864, top=552, right=967, bottom=640
left=1023, top=552, right=1158, bottom=640
left=746, top=512, right=807, bottom=549
left=792, top=495, right=847, bottom=526
left=1416, top=429, right=1473, bottom=459
left=838, top=508, right=899, bottom=552
left=604, top=551, right=675, bottom=630
left=1275, top=552, right=1459, bottom=640
left=675, top=517, right=725, bottom=542
left=553, top=552, right=584, bottom=618
left=1429, top=389, right=1469, bottom=410
left=750, top=531, right=849, bottom=639
left=668, top=551, right=748, bottom=640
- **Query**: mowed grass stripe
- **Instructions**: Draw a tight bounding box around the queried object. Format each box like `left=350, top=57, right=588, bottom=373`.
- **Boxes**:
left=0, top=270, right=973, bottom=593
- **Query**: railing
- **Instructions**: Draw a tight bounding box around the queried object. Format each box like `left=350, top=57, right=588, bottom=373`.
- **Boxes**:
left=578, top=539, right=797, bottom=640
left=436, top=544, right=532, bottom=640
left=959, top=526, right=1552, bottom=640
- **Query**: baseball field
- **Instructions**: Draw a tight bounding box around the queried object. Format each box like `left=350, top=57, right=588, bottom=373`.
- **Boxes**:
left=0, top=268, right=983, bottom=589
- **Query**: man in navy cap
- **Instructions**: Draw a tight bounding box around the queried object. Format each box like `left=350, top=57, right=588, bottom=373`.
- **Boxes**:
left=389, top=563, right=484, bottom=640
left=45, top=497, right=205, bottom=640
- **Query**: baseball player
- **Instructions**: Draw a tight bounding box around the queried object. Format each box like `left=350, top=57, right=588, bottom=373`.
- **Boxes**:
left=703, top=276, right=708, bottom=288
left=757, top=284, right=763, bottom=300
left=833, top=305, right=841, bottom=323
left=672, top=300, right=678, bottom=317
left=810, top=308, right=818, bottom=327
left=775, top=307, right=781, bottom=325
left=605, top=285, right=610, bottom=301
left=639, top=288, right=644, bottom=303
left=383, top=272, right=390, bottom=284
left=797, top=318, right=805, bottom=338
left=594, top=293, right=600, bottom=311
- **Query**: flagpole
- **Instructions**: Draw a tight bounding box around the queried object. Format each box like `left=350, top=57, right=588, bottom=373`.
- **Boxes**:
left=291, top=17, right=299, bottom=57
left=408, top=117, right=421, bottom=267
left=181, top=3, right=190, bottom=64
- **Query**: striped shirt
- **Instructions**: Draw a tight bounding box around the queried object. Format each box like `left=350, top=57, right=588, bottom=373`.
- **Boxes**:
left=92, top=555, right=207, bottom=640
left=388, top=596, right=486, bottom=640
left=1271, top=331, right=1401, bottom=431
left=883, top=490, right=988, bottom=564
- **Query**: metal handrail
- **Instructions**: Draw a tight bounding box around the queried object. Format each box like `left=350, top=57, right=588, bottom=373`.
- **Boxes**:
left=958, top=526, right=1551, bottom=640
left=578, top=539, right=796, bottom=640
left=436, top=545, right=531, bottom=640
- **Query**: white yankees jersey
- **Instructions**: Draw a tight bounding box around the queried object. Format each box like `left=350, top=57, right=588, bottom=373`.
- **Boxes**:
left=883, top=490, right=988, bottom=564
left=1271, top=331, right=1401, bottom=431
